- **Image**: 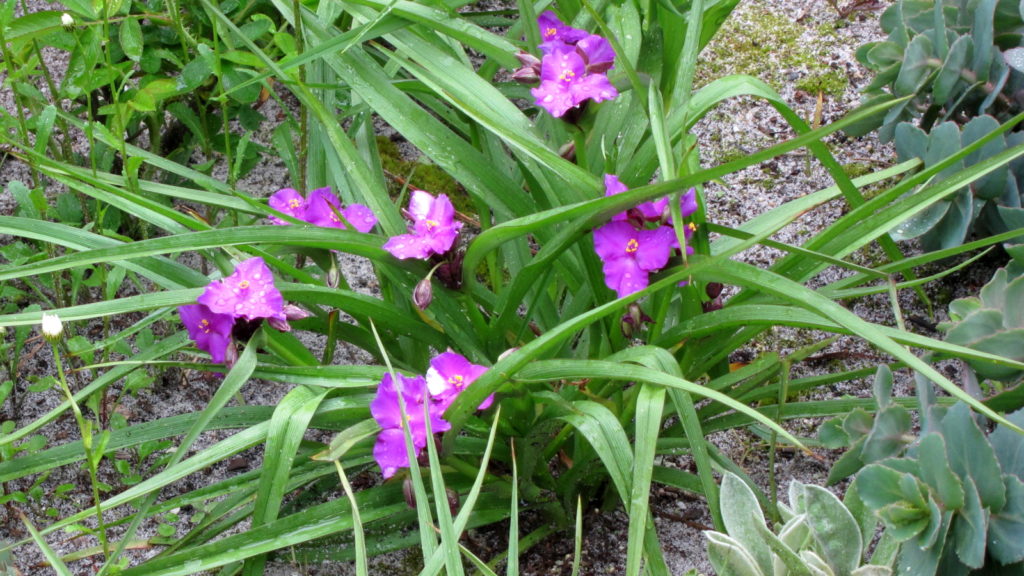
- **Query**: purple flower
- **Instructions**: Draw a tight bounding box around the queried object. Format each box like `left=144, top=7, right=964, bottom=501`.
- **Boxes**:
left=537, top=11, right=588, bottom=53
left=267, top=187, right=377, bottom=232
left=178, top=304, right=235, bottom=364
left=576, top=34, right=615, bottom=73
left=268, top=188, right=306, bottom=225
left=197, top=257, right=285, bottom=322
left=604, top=177, right=699, bottom=225
left=304, top=188, right=378, bottom=232
left=593, top=222, right=678, bottom=298
left=426, top=351, right=493, bottom=411
left=371, top=373, right=451, bottom=479
left=383, top=190, right=463, bottom=260
left=531, top=44, right=617, bottom=118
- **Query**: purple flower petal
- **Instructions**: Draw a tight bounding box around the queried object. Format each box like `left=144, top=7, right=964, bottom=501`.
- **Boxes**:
left=304, top=187, right=345, bottom=228
left=179, top=304, right=234, bottom=363
left=635, top=226, right=676, bottom=271
left=537, top=11, right=588, bottom=53
left=385, top=191, right=462, bottom=260
left=341, top=204, right=378, bottom=233
left=576, top=34, right=615, bottom=72
left=197, top=257, right=285, bottom=321
left=426, top=351, right=490, bottom=410
left=373, top=428, right=414, bottom=479
left=268, top=188, right=305, bottom=225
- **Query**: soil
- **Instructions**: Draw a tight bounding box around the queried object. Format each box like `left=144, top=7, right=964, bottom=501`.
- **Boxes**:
left=0, top=0, right=1003, bottom=575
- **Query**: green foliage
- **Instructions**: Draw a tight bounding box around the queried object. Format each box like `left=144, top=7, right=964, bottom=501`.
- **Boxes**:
left=2, top=0, right=1024, bottom=572
left=939, top=263, right=1024, bottom=386
left=705, top=471, right=894, bottom=576
left=853, top=404, right=1024, bottom=574
left=849, top=0, right=1024, bottom=249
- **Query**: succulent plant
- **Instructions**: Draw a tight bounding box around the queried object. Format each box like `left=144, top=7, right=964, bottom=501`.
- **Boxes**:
left=939, top=264, right=1024, bottom=385
left=704, top=471, right=896, bottom=576
left=852, top=403, right=1024, bottom=574
left=847, top=0, right=1024, bottom=250
left=818, top=366, right=914, bottom=485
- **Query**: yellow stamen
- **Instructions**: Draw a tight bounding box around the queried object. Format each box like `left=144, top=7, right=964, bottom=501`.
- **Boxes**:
left=288, top=198, right=302, bottom=209
left=238, top=280, right=250, bottom=289
left=425, top=219, right=439, bottom=230
left=200, top=319, right=211, bottom=333
left=625, top=238, right=639, bottom=253
left=688, top=222, right=697, bottom=232
left=559, top=70, right=576, bottom=82
left=545, top=27, right=557, bottom=37
left=447, top=375, right=464, bottom=386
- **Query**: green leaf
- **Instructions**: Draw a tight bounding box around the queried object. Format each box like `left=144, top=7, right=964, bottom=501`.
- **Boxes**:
left=861, top=406, right=912, bottom=463
left=916, top=433, right=965, bottom=510
left=953, top=477, right=988, bottom=569
left=720, top=472, right=773, bottom=576
left=941, top=403, right=1006, bottom=511
left=988, top=475, right=1024, bottom=564
left=705, top=532, right=766, bottom=576
left=119, top=18, right=143, bottom=62
left=803, top=485, right=863, bottom=576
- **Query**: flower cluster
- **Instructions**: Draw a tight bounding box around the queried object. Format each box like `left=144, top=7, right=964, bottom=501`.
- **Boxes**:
left=593, top=175, right=698, bottom=298
left=383, top=190, right=462, bottom=260
left=268, top=187, right=377, bottom=232
left=515, top=11, right=618, bottom=118
left=179, top=257, right=306, bottom=367
left=372, top=351, right=493, bottom=478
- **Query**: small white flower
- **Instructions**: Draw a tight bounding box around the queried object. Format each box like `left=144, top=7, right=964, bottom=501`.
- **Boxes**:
left=41, top=313, right=63, bottom=342
left=60, top=12, right=75, bottom=30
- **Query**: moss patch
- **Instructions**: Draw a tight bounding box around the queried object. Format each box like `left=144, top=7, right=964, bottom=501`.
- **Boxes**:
left=698, top=5, right=849, bottom=97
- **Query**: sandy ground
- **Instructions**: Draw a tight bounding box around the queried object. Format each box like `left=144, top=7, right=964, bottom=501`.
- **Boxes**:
left=1, top=0, right=996, bottom=574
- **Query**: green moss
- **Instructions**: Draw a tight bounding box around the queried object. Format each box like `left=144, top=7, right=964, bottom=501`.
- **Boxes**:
left=796, top=69, right=849, bottom=98
left=376, top=136, right=474, bottom=215
left=698, top=4, right=849, bottom=97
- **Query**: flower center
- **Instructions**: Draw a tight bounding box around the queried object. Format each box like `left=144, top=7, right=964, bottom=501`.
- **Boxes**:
left=559, top=69, right=576, bottom=83
left=238, top=280, right=250, bottom=289
left=688, top=222, right=697, bottom=232
left=288, top=198, right=302, bottom=209
left=425, top=219, right=439, bottom=230
left=544, top=27, right=557, bottom=38
left=447, top=374, right=464, bottom=386
left=200, top=318, right=211, bottom=333
left=625, top=238, right=639, bottom=253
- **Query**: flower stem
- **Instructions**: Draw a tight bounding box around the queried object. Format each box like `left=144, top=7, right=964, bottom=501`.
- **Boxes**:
left=51, top=342, right=110, bottom=559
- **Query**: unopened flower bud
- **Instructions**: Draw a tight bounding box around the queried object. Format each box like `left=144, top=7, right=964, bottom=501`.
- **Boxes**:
left=497, top=347, right=519, bottom=362
left=267, top=316, right=292, bottom=332
left=620, top=315, right=634, bottom=339
left=224, top=342, right=239, bottom=369
left=413, top=276, right=433, bottom=310
left=403, top=476, right=416, bottom=508
left=41, top=313, right=63, bottom=343
left=515, top=51, right=541, bottom=69
left=446, top=487, right=460, bottom=515
left=61, top=13, right=75, bottom=30
left=512, top=66, right=540, bottom=84
left=283, top=303, right=311, bottom=321
left=627, top=303, right=644, bottom=328
left=705, top=282, right=723, bottom=299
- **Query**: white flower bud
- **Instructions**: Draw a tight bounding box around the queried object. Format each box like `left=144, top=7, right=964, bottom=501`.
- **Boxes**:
left=41, top=313, right=63, bottom=342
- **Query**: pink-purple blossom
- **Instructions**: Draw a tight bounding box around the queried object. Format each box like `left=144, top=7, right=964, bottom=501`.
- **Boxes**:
left=594, top=222, right=678, bottom=298
left=178, top=304, right=235, bottom=364
left=537, top=11, right=588, bottom=53
left=371, top=372, right=451, bottom=479
left=531, top=44, right=617, bottom=118
left=426, top=351, right=493, bottom=411
left=267, top=187, right=377, bottom=232
left=197, top=257, right=286, bottom=322
left=383, top=190, right=463, bottom=260
left=604, top=176, right=699, bottom=225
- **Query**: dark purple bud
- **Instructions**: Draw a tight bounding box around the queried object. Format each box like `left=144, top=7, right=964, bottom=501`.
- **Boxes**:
left=705, top=282, right=723, bottom=299
left=403, top=476, right=416, bottom=509
left=434, top=251, right=464, bottom=290
left=267, top=316, right=292, bottom=332
left=413, top=277, right=434, bottom=310
left=283, top=303, right=311, bottom=321
left=702, top=299, right=722, bottom=313
left=621, top=315, right=634, bottom=338
left=627, top=302, right=644, bottom=327
left=446, top=487, right=460, bottom=515
left=224, top=342, right=239, bottom=369
left=512, top=66, right=541, bottom=84
left=515, top=50, right=541, bottom=68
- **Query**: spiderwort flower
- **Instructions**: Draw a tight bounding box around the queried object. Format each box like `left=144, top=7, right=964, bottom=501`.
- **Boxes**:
left=178, top=304, right=235, bottom=364
left=532, top=44, right=617, bottom=118
left=593, top=222, right=678, bottom=298
left=537, top=11, right=588, bottom=53
left=267, top=187, right=377, bottom=232
left=371, top=373, right=450, bottom=479
left=197, top=257, right=285, bottom=322
left=605, top=176, right=699, bottom=225
left=383, top=190, right=463, bottom=260
left=426, top=351, right=493, bottom=411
